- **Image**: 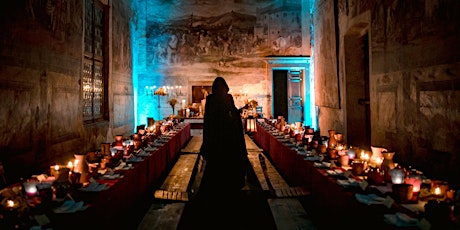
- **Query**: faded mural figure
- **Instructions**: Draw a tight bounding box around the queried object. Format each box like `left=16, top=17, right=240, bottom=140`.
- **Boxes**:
left=167, top=33, right=178, bottom=64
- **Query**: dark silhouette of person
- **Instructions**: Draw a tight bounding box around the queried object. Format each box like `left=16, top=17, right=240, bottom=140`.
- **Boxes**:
left=197, top=76, right=249, bottom=227
left=178, top=77, right=276, bottom=230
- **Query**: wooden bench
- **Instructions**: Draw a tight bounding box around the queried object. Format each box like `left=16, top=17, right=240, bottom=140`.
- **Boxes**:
left=180, top=135, right=202, bottom=154
left=137, top=203, right=186, bottom=230
left=139, top=137, right=206, bottom=229
left=244, top=135, right=315, bottom=229
left=268, top=198, right=317, bottom=230
left=153, top=153, right=205, bottom=201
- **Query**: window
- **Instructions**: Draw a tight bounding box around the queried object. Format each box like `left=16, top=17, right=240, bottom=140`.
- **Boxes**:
left=83, top=0, right=108, bottom=123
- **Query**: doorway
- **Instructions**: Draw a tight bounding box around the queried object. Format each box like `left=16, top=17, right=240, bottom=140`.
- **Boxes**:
left=273, top=70, right=288, bottom=119
left=265, top=56, right=312, bottom=126
left=273, top=69, right=305, bottom=124
left=344, top=32, right=370, bottom=148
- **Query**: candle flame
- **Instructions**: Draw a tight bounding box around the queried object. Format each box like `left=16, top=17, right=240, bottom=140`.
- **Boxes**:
left=6, top=199, right=14, bottom=207
left=434, top=187, right=441, bottom=195
left=67, top=161, right=73, bottom=168
left=54, top=165, right=59, bottom=170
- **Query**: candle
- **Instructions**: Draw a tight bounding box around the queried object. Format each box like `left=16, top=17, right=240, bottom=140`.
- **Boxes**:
left=23, top=181, right=38, bottom=197
left=389, top=168, right=405, bottom=184
left=347, top=148, right=356, bottom=160
left=67, top=161, right=74, bottom=171
left=6, top=200, right=15, bottom=208
left=405, top=175, right=422, bottom=193
left=430, top=180, right=449, bottom=198
left=434, top=187, right=441, bottom=195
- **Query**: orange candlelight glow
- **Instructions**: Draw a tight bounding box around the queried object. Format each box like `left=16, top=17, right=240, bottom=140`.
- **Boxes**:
left=6, top=199, right=15, bottom=208
left=361, top=151, right=370, bottom=162
left=434, top=187, right=441, bottom=195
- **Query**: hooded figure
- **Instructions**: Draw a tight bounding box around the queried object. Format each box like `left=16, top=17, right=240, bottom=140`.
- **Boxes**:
left=199, top=76, right=248, bottom=198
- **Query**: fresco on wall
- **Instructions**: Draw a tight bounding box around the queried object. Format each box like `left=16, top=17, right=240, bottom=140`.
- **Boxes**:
left=144, top=0, right=303, bottom=78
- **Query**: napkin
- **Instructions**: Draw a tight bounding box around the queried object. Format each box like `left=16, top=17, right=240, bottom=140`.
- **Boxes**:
left=313, top=161, right=330, bottom=168
left=80, top=181, right=108, bottom=192
left=384, top=212, right=419, bottom=227
left=355, top=193, right=386, bottom=205
left=305, top=155, right=321, bottom=161
left=144, top=145, right=158, bottom=151
left=114, top=162, right=133, bottom=170
left=137, top=149, right=152, bottom=157
left=100, top=173, right=123, bottom=180
left=54, top=200, right=88, bottom=213
left=126, top=156, right=143, bottom=163
left=337, top=178, right=360, bottom=188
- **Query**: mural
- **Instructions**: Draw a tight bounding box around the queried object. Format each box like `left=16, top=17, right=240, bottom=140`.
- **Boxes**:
left=135, top=0, right=308, bottom=123
left=144, top=0, right=303, bottom=74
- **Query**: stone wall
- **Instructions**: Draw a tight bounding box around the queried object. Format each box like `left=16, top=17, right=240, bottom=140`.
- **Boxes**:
left=0, top=0, right=134, bottom=183
left=314, top=0, right=460, bottom=185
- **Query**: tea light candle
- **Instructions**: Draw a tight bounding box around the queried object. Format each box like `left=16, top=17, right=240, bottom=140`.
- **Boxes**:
left=390, top=168, right=405, bottom=184
left=430, top=180, right=449, bottom=198
left=405, top=175, right=422, bottom=193
left=3, top=199, right=19, bottom=210
left=23, top=181, right=38, bottom=197
left=434, top=187, right=441, bottom=195
left=6, top=200, right=15, bottom=208
left=347, top=148, right=356, bottom=160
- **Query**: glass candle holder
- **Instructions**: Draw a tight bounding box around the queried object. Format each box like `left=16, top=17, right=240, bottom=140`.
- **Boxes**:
left=405, top=175, right=422, bottom=193
left=430, top=180, right=449, bottom=198
left=389, top=168, right=405, bottom=184
left=23, top=180, right=39, bottom=197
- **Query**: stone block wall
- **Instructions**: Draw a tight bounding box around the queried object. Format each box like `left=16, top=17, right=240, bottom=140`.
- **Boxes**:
left=314, top=0, right=460, bottom=185
left=0, top=0, right=133, bottom=183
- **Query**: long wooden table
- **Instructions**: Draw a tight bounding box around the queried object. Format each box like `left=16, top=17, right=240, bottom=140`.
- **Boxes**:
left=49, top=123, right=191, bottom=229
left=252, top=122, right=431, bottom=230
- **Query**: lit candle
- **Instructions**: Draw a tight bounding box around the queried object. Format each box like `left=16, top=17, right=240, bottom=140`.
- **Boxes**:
left=67, top=161, right=74, bottom=171
left=405, top=175, right=422, bottom=193
left=347, top=148, right=356, bottom=160
left=389, top=168, right=405, bottom=184
left=6, top=200, right=15, bottom=208
left=434, top=187, right=441, bottom=195
left=110, top=148, right=117, bottom=157
left=73, top=159, right=80, bottom=173
left=23, top=181, right=38, bottom=197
